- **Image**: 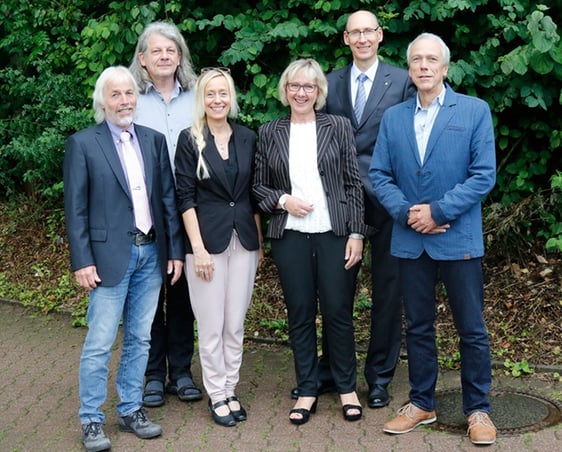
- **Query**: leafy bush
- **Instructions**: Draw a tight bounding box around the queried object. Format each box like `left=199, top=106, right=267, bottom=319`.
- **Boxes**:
left=0, top=0, right=560, bottom=249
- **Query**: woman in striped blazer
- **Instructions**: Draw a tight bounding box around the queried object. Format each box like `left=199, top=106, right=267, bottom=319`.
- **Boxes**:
left=253, top=59, right=368, bottom=425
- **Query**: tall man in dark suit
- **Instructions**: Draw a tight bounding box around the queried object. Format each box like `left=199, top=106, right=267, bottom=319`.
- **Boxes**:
left=313, top=10, right=416, bottom=408
left=64, top=66, right=185, bottom=452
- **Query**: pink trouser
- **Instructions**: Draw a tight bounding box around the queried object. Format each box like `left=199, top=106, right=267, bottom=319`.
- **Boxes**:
left=185, top=231, right=258, bottom=402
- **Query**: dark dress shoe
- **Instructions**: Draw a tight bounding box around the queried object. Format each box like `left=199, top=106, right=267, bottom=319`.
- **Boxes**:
left=208, top=399, right=236, bottom=427
left=368, top=384, right=390, bottom=408
left=317, top=380, right=337, bottom=395
left=291, top=387, right=299, bottom=400
left=226, top=396, right=247, bottom=422
left=291, top=381, right=337, bottom=399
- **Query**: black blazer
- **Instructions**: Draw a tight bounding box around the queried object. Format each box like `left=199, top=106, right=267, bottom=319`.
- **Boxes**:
left=326, top=61, right=416, bottom=228
left=175, top=122, right=259, bottom=254
left=253, top=112, right=367, bottom=239
left=64, top=122, right=184, bottom=286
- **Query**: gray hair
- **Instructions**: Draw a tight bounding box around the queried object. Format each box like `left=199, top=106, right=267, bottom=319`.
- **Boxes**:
left=407, top=32, right=451, bottom=66
left=129, top=21, right=197, bottom=92
left=92, top=66, right=139, bottom=124
left=278, top=58, right=328, bottom=111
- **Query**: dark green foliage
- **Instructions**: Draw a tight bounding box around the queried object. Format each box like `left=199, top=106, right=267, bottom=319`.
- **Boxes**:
left=0, top=0, right=560, bottom=250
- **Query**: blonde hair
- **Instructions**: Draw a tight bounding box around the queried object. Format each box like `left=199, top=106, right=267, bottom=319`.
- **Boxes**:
left=278, top=58, right=328, bottom=111
left=190, top=68, right=239, bottom=179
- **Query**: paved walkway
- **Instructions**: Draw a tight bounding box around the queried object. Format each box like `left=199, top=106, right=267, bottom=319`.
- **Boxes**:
left=1, top=300, right=561, bottom=451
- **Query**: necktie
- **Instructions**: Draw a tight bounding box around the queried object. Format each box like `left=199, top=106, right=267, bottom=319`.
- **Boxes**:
left=120, top=131, right=152, bottom=234
left=354, top=73, right=368, bottom=123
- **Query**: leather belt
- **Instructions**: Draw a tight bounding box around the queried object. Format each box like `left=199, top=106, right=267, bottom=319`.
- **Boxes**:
left=130, top=230, right=155, bottom=246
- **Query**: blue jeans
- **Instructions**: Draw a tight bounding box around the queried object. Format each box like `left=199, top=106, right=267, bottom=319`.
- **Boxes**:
left=78, top=242, right=162, bottom=424
left=400, top=252, right=491, bottom=415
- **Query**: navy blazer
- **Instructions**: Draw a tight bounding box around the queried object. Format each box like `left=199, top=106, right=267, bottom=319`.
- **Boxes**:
left=175, top=123, right=260, bottom=254
left=369, top=86, right=497, bottom=260
left=64, top=122, right=185, bottom=286
left=253, top=112, right=367, bottom=239
left=326, top=61, right=416, bottom=228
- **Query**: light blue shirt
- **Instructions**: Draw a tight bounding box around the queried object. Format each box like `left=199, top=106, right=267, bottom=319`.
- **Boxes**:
left=414, top=86, right=446, bottom=164
left=135, top=80, right=194, bottom=173
left=350, top=59, right=379, bottom=107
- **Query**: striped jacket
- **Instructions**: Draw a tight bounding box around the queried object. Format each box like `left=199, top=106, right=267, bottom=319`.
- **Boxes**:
left=253, top=112, right=367, bottom=239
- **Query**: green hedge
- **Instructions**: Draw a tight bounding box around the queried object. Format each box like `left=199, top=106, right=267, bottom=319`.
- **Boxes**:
left=1, top=0, right=560, bottom=248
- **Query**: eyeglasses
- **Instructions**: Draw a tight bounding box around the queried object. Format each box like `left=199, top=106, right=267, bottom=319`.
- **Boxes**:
left=200, top=67, right=231, bottom=74
left=286, top=83, right=317, bottom=93
left=345, top=26, right=380, bottom=40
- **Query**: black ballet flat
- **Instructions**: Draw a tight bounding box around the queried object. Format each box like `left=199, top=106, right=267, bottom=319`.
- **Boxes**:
left=208, top=399, right=236, bottom=427
left=342, top=404, right=363, bottom=422
left=289, top=398, right=318, bottom=425
left=226, top=395, right=247, bottom=422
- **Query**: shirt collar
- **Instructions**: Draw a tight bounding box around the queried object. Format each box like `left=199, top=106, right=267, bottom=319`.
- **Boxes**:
left=106, top=121, right=137, bottom=143
left=351, top=58, right=379, bottom=82
left=145, top=79, right=182, bottom=99
left=415, top=85, right=446, bottom=112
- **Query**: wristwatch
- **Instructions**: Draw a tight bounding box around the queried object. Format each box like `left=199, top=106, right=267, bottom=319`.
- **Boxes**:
left=279, top=194, right=289, bottom=210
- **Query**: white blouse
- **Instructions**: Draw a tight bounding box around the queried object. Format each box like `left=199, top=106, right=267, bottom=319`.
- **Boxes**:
left=285, top=121, right=332, bottom=233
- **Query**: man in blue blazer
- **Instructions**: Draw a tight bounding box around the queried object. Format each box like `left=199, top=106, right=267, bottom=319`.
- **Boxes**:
left=64, top=66, right=185, bottom=452
left=302, top=10, right=415, bottom=408
left=370, top=34, right=497, bottom=445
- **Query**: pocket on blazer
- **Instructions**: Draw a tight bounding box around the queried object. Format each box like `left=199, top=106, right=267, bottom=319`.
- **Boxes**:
left=89, top=228, right=107, bottom=242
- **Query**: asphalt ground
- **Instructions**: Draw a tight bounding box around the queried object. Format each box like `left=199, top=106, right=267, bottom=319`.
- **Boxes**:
left=1, top=300, right=561, bottom=451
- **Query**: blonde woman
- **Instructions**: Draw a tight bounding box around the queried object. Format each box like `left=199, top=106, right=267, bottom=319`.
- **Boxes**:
left=175, top=68, right=263, bottom=427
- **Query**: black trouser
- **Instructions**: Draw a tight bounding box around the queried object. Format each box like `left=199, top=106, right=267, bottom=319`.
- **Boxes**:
left=272, top=230, right=359, bottom=396
left=318, top=202, right=402, bottom=389
left=145, top=271, right=196, bottom=384
left=363, top=211, right=402, bottom=387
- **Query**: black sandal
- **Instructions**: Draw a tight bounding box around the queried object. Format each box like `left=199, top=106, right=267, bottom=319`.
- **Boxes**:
left=143, top=380, right=165, bottom=407
left=166, top=377, right=203, bottom=402
left=342, top=404, right=363, bottom=422
left=289, top=398, right=318, bottom=425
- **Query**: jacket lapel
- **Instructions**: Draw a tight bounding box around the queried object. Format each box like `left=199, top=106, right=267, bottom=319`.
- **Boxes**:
left=402, top=99, right=423, bottom=166
left=361, top=62, right=392, bottom=126
left=336, top=66, right=356, bottom=122
left=316, top=113, right=335, bottom=164
left=423, top=87, right=457, bottom=164
left=135, top=126, right=154, bottom=197
left=272, top=117, right=291, bottom=182
left=231, top=124, right=250, bottom=198
left=96, top=123, right=131, bottom=198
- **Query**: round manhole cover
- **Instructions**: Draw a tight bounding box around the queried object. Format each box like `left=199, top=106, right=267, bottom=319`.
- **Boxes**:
left=432, top=388, right=562, bottom=434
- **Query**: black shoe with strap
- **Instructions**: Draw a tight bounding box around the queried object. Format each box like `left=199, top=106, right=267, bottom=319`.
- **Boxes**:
left=208, top=399, right=236, bottom=427
left=290, top=380, right=337, bottom=399
left=226, top=395, right=247, bottom=422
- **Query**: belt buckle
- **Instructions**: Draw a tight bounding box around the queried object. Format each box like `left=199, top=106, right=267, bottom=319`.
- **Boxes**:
left=132, top=231, right=154, bottom=245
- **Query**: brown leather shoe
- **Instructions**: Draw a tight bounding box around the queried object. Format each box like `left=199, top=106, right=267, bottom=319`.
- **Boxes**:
left=467, top=411, right=496, bottom=445
left=383, top=402, right=436, bottom=434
